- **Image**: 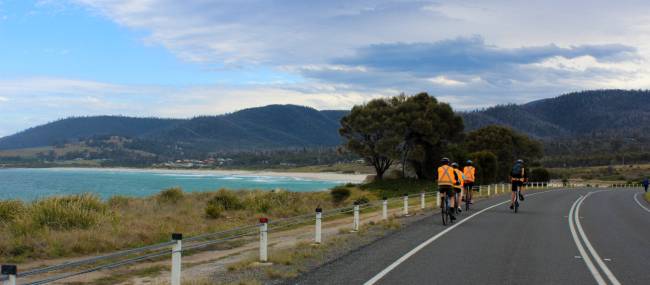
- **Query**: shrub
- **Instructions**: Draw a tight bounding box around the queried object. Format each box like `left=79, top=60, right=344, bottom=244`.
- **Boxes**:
left=0, top=200, right=25, bottom=223
left=157, top=187, right=184, bottom=204
left=207, top=190, right=243, bottom=211
left=330, top=186, right=351, bottom=204
left=354, top=196, right=370, bottom=205
left=204, top=204, right=223, bottom=219
left=30, top=194, right=108, bottom=230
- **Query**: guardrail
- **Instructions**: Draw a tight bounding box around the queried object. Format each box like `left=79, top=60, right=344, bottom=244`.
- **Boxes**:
left=0, top=181, right=567, bottom=284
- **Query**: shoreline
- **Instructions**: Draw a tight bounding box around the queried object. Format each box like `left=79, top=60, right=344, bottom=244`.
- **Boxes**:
left=2, top=166, right=368, bottom=183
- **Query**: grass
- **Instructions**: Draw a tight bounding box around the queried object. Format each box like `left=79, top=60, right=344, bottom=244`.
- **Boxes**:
left=0, top=185, right=383, bottom=263
left=549, top=163, right=650, bottom=183
left=645, top=192, right=650, bottom=202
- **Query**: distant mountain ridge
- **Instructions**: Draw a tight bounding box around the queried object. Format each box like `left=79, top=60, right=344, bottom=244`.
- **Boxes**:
left=0, top=105, right=348, bottom=151
left=462, top=89, right=650, bottom=138
left=2, top=90, right=649, bottom=156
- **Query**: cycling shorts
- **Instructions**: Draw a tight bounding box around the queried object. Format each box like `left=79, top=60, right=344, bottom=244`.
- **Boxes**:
left=453, top=187, right=462, bottom=193
left=511, top=181, right=524, bottom=192
left=438, top=185, right=453, bottom=195
left=464, top=182, right=474, bottom=190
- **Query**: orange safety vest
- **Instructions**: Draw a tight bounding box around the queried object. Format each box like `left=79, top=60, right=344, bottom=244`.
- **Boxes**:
left=463, top=166, right=475, bottom=182
left=437, top=165, right=457, bottom=186
left=453, top=169, right=464, bottom=189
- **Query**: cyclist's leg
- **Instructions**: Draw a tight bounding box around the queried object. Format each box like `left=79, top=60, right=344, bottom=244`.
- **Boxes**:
left=510, top=182, right=517, bottom=206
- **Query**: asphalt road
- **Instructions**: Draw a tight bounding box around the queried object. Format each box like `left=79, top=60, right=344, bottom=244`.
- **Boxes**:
left=289, top=188, right=650, bottom=285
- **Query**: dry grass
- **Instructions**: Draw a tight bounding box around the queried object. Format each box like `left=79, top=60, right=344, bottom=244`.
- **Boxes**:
left=0, top=187, right=373, bottom=263
left=644, top=192, right=650, bottom=202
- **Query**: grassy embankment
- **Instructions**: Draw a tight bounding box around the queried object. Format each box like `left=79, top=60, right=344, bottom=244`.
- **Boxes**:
left=645, top=192, right=650, bottom=202
left=0, top=178, right=435, bottom=263
left=549, top=163, right=650, bottom=184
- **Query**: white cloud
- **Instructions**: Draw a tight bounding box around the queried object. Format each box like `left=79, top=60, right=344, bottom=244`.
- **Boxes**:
left=428, top=76, right=465, bottom=87
left=0, top=96, right=8, bottom=102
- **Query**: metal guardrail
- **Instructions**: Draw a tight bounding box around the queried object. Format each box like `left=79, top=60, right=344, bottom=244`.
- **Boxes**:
left=1, top=182, right=587, bottom=285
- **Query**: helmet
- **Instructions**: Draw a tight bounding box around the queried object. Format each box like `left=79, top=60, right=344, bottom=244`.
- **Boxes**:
left=441, top=157, right=450, bottom=164
left=516, top=159, right=524, bottom=164
left=451, top=162, right=459, bottom=168
left=466, top=160, right=473, bottom=165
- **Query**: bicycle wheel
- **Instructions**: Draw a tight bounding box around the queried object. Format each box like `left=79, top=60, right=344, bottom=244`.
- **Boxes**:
left=514, top=190, right=519, bottom=213
left=441, top=196, right=448, bottom=225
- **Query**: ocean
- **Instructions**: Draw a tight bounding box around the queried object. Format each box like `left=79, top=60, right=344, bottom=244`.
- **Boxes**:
left=0, top=168, right=348, bottom=201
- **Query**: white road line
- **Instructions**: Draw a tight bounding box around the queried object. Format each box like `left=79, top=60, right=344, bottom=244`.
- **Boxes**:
left=363, top=190, right=555, bottom=285
left=569, top=196, right=607, bottom=285
left=633, top=192, right=650, bottom=212
left=576, top=192, right=622, bottom=285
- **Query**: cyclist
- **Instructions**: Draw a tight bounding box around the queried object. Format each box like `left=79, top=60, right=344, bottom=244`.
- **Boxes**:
left=437, top=158, right=458, bottom=220
left=452, top=162, right=464, bottom=213
left=463, top=160, right=476, bottom=204
left=510, top=159, right=527, bottom=209
left=643, top=177, right=649, bottom=193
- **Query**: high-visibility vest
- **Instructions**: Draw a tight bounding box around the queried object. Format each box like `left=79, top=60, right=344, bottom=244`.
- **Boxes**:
left=437, top=165, right=456, bottom=186
left=453, top=169, right=464, bottom=189
left=463, top=166, right=475, bottom=182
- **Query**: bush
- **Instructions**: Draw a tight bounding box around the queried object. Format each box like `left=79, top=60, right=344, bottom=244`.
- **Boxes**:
left=207, top=190, right=244, bottom=211
left=530, top=168, right=551, bottom=182
left=204, top=205, right=223, bottom=219
left=330, top=186, right=351, bottom=204
left=157, top=187, right=184, bottom=204
left=0, top=200, right=25, bottom=223
left=30, top=194, right=108, bottom=230
left=354, top=196, right=370, bottom=205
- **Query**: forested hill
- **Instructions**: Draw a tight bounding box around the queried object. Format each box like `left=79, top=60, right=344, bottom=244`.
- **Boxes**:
left=462, top=89, right=650, bottom=138
left=0, top=105, right=348, bottom=151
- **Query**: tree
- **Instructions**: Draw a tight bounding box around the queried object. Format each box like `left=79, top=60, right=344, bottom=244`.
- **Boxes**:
left=529, top=168, right=551, bottom=182
left=339, top=99, right=402, bottom=180
left=465, top=125, right=543, bottom=181
left=469, top=151, right=498, bottom=184
left=390, top=93, right=464, bottom=180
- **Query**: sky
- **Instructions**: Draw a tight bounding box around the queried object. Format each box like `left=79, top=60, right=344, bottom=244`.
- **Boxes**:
left=1, top=0, right=650, bottom=137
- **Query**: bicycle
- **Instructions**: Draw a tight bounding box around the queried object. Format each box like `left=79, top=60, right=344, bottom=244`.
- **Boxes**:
left=440, top=193, right=453, bottom=225
left=464, top=187, right=471, bottom=211
left=512, top=185, right=520, bottom=213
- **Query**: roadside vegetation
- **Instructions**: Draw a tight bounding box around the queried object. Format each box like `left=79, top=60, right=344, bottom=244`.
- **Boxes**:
left=0, top=180, right=418, bottom=263
left=549, top=163, right=650, bottom=184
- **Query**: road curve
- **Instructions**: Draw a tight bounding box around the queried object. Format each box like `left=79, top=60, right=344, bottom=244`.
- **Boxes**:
left=288, top=188, right=650, bottom=285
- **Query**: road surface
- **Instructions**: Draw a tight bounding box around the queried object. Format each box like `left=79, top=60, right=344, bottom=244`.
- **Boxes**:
left=289, top=188, right=650, bottom=285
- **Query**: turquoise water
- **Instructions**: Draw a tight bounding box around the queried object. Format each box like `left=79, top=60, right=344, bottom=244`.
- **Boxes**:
left=0, top=168, right=345, bottom=201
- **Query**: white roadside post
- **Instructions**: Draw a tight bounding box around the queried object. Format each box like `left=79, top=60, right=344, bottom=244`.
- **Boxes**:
left=436, top=192, right=441, bottom=208
left=352, top=202, right=360, bottom=232
left=314, top=208, right=322, bottom=244
left=170, top=233, right=182, bottom=285
left=382, top=197, right=388, bottom=220
left=403, top=194, right=409, bottom=216
left=259, top=218, right=269, bottom=263
left=1, top=265, right=17, bottom=285
left=488, top=185, right=491, bottom=196
left=420, top=192, right=426, bottom=210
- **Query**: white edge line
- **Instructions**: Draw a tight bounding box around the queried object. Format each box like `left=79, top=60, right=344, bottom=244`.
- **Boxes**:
left=576, top=192, right=622, bottom=285
left=569, top=196, right=607, bottom=285
left=363, top=189, right=555, bottom=285
left=633, top=192, right=650, bottom=212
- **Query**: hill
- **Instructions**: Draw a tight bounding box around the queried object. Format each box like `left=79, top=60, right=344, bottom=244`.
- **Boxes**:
left=462, top=89, right=650, bottom=138
left=463, top=90, right=650, bottom=166
left=0, top=105, right=348, bottom=153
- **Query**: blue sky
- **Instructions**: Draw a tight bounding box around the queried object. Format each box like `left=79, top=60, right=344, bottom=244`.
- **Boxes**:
left=1, top=0, right=650, bottom=137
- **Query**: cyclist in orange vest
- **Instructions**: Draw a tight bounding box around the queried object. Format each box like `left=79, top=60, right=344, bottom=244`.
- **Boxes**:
left=452, top=162, right=464, bottom=213
left=463, top=160, right=476, bottom=204
left=437, top=157, right=459, bottom=220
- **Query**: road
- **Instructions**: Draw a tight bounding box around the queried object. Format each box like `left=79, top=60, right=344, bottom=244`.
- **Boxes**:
left=289, top=188, right=650, bottom=285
